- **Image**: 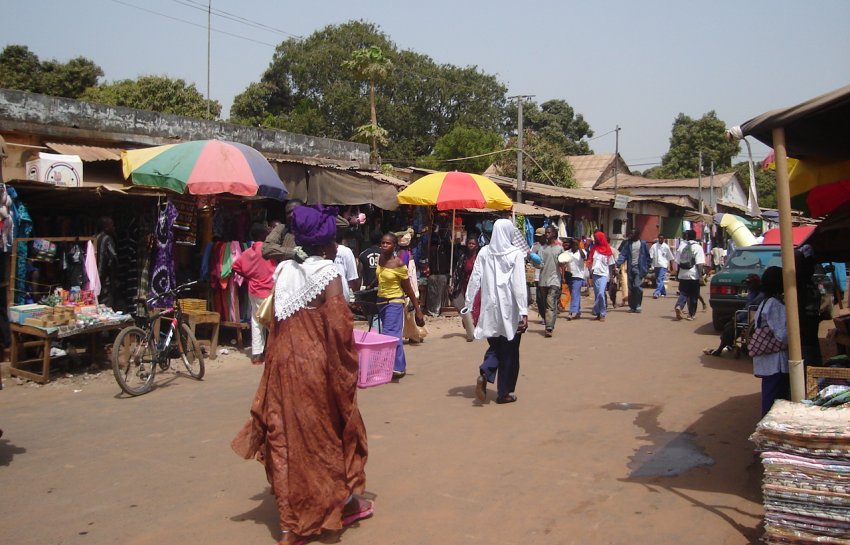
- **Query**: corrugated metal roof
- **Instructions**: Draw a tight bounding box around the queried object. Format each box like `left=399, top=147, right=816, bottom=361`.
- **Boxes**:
left=595, top=172, right=738, bottom=190
left=45, top=142, right=123, bottom=161
left=566, top=154, right=617, bottom=188
left=486, top=174, right=617, bottom=204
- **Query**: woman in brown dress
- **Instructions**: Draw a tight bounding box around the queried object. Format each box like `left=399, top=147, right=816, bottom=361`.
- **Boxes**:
left=232, top=205, right=372, bottom=545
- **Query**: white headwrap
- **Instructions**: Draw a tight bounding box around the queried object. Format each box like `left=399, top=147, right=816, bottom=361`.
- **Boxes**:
left=463, top=219, right=528, bottom=341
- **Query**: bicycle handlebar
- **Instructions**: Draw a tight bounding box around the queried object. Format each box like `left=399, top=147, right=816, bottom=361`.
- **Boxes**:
left=144, top=280, right=199, bottom=307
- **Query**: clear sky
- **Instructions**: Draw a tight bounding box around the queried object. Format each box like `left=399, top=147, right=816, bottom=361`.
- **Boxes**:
left=2, top=0, right=848, bottom=171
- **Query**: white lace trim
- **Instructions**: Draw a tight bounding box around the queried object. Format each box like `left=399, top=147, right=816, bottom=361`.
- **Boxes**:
left=273, top=258, right=340, bottom=321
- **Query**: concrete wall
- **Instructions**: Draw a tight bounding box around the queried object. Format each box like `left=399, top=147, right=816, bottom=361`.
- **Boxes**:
left=0, top=89, right=370, bottom=164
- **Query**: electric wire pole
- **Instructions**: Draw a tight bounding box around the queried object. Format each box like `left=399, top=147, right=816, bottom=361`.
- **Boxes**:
left=508, top=94, right=535, bottom=203
left=698, top=150, right=704, bottom=215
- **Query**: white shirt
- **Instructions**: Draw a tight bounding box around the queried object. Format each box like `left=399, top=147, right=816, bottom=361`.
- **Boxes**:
left=675, top=241, right=706, bottom=280
left=649, top=242, right=675, bottom=268
left=591, top=251, right=615, bottom=277
left=566, top=249, right=587, bottom=278
left=334, top=244, right=359, bottom=300
left=752, top=297, right=789, bottom=377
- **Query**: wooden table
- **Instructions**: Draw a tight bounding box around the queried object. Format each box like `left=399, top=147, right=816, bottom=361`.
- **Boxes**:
left=9, top=321, right=131, bottom=384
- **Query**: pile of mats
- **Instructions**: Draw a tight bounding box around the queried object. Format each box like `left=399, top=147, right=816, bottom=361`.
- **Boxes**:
left=750, top=400, right=850, bottom=544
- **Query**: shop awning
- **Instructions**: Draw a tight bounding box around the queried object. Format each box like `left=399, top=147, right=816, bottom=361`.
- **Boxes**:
left=45, top=142, right=123, bottom=161
left=465, top=202, right=566, bottom=218
left=279, top=164, right=405, bottom=210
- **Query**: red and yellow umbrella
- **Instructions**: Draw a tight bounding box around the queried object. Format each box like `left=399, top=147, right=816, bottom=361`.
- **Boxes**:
left=397, top=171, right=512, bottom=210
left=397, top=171, right=513, bottom=277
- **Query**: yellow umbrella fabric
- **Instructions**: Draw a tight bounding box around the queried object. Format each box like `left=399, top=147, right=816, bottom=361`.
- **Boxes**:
left=397, top=171, right=512, bottom=211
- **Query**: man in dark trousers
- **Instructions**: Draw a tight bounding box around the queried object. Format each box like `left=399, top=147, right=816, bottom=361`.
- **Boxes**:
left=616, top=228, right=651, bottom=313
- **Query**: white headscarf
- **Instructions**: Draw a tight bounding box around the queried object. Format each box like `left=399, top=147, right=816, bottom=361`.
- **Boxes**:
left=464, top=219, right=528, bottom=340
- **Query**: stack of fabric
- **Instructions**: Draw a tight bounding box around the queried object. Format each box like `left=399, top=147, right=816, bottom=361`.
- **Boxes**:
left=750, top=400, right=850, bottom=544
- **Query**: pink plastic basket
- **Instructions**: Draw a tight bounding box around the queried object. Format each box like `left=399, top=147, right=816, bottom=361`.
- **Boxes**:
left=353, top=329, right=397, bottom=388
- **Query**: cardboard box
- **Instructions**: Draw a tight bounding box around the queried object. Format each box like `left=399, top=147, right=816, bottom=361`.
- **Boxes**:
left=8, top=304, right=48, bottom=325
left=26, top=153, right=83, bottom=187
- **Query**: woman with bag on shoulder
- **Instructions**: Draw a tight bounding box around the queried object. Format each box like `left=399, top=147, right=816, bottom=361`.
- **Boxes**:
left=750, top=266, right=790, bottom=417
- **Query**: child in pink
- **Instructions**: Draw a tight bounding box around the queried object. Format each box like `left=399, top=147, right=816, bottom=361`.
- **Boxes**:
left=233, top=225, right=277, bottom=364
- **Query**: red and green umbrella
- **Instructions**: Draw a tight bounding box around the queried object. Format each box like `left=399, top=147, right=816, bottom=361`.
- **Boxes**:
left=121, top=139, right=288, bottom=200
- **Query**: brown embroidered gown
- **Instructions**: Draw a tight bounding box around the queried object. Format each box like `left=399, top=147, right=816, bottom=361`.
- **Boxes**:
left=232, top=295, right=368, bottom=538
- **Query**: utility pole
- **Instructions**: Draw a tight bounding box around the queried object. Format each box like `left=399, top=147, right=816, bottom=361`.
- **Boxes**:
left=613, top=125, right=620, bottom=195
left=508, top=94, right=534, bottom=203
left=698, top=150, right=704, bottom=215
left=206, top=1, right=212, bottom=117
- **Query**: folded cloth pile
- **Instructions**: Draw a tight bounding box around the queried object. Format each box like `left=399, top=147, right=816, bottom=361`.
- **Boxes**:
left=750, top=400, right=850, bottom=544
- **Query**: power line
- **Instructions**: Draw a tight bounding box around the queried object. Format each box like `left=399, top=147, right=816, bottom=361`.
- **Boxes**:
left=110, top=0, right=278, bottom=47
left=172, top=0, right=302, bottom=39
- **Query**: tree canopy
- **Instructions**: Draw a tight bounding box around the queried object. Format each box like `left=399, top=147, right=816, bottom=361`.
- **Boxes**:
left=0, top=45, right=102, bottom=98
left=418, top=125, right=503, bottom=173
left=230, top=20, right=509, bottom=163
left=652, top=111, right=740, bottom=179
left=81, top=76, right=221, bottom=120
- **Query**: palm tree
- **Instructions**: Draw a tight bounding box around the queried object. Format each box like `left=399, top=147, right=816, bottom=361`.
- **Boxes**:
left=343, top=46, right=393, bottom=164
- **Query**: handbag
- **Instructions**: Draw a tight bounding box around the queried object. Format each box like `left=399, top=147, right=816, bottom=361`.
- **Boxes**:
left=748, top=301, right=787, bottom=357
left=255, top=290, right=275, bottom=328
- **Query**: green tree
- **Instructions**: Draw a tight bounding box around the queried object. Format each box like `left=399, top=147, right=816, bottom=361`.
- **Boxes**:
left=81, top=76, right=221, bottom=119
left=653, top=111, right=740, bottom=179
left=495, top=131, right=576, bottom=188
left=229, top=20, right=508, bottom=163
left=733, top=161, right=777, bottom=209
left=0, top=45, right=102, bottom=98
left=343, top=45, right=393, bottom=163
left=419, top=125, right=503, bottom=173
left=506, top=99, right=594, bottom=155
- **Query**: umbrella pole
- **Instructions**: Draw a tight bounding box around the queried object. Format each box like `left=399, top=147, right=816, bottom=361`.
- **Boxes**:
left=450, top=209, right=456, bottom=284
left=773, top=128, right=804, bottom=402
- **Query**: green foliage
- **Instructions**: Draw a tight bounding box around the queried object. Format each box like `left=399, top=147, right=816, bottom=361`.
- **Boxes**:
left=656, top=111, right=740, bottom=178
left=81, top=76, right=221, bottom=120
left=733, top=161, right=777, bottom=209
left=420, top=125, right=503, bottom=173
left=229, top=20, right=508, bottom=163
left=352, top=123, right=389, bottom=146
left=495, top=132, right=576, bottom=188
left=505, top=99, right=594, bottom=155
left=343, top=46, right=393, bottom=89
left=0, top=45, right=102, bottom=98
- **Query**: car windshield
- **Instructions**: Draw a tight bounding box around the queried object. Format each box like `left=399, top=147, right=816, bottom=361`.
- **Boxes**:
left=727, top=249, right=782, bottom=269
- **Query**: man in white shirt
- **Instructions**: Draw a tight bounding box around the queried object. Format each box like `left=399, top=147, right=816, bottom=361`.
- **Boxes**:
left=649, top=235, right=675, bottom=298
left=674, top=230, right=706, bottom=321
left=334, top=239, right=360, bottom=301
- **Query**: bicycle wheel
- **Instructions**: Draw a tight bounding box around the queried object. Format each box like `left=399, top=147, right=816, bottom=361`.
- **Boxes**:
left=178, top=323, right=205, bottom=379
left=112, top=326, right=156, bottom=396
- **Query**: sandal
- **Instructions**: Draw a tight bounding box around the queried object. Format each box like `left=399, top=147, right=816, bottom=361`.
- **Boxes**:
left=342, top=498, right=374, bottom=526
left=496, top=393, right=517, bottom=404
left=475, top=374, right=487, bottom=401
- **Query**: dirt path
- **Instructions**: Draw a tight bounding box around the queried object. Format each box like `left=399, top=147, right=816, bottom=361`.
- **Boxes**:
left=0, top=293, right=767, bottom=545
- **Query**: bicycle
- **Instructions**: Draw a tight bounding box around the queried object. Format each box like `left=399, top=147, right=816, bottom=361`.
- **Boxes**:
left=111, top=281, right=205, bottom=396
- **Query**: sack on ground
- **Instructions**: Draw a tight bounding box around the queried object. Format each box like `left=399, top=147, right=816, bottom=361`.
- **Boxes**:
left=403, top=307, right=428, bottom=343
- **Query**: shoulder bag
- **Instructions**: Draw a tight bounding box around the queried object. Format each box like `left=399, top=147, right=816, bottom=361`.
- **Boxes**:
left=748, top=300, right=787, bottom=357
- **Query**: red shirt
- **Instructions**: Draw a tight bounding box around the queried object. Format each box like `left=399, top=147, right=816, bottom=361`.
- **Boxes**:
left=232, top=242, right=276, bottom=298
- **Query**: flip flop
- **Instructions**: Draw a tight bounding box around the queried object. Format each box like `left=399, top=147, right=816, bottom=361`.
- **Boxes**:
left=342, top=499, right=374, bottom=527
left=496, top=393, right=517, bottom=404
left=475, top=374, right=487, bottom=401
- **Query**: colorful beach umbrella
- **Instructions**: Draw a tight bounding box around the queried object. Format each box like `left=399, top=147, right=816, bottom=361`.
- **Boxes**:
left=122, top=140, right=288, bottom=200
left=397, top=171, right=512, bottom=211
left=397, top=171, right=512, bottom=278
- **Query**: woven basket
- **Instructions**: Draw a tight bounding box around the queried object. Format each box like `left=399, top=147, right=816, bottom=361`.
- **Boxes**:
left=179, top=298, right=208, bottom=313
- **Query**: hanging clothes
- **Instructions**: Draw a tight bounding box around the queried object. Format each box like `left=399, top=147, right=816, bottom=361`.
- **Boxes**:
left=150, top=201, right=178, bottom=305
left=10, top=187, right=32, bottom=305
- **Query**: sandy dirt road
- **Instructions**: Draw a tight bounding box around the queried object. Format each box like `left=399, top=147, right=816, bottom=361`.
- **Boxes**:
left=1, top=293, right=768, bottom=545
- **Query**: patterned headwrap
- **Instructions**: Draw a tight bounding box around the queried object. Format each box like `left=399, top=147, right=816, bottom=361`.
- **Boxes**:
left=291, top=204, right=339, bottom=246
